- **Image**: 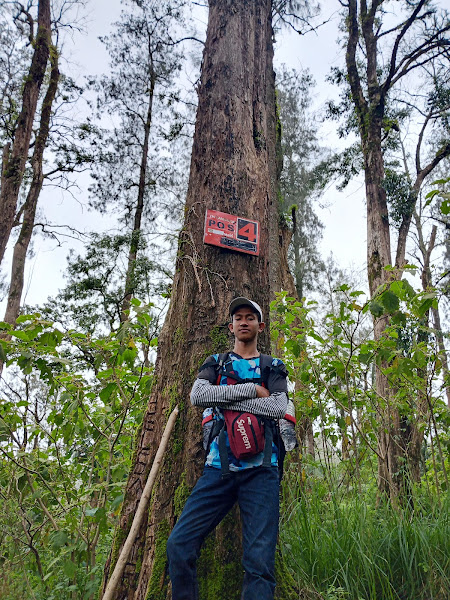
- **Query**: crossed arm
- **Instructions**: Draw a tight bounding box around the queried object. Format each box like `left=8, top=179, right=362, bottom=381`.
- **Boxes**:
left=190, top=378, right=288, bottom=419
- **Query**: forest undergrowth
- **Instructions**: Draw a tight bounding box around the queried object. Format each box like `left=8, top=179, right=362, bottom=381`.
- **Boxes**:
left=280, top=460, right=449, bottom=600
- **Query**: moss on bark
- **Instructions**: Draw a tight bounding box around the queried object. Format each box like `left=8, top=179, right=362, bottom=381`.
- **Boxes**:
left=197, top=509, right=243, bottom=600
left=173, top=471, right=192, bottom=518
left=145, top=519, right=170, bottom=600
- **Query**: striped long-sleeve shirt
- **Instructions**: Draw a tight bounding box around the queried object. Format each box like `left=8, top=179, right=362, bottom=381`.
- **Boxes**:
left=190, top=378, right=288, bottom=419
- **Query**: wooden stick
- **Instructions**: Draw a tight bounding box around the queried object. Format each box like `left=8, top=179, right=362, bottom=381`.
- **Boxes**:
left=102, top=405, right=179, bottom=600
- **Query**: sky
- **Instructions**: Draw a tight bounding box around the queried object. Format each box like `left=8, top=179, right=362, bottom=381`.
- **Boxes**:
left=1, top=0, right=369, bottom=313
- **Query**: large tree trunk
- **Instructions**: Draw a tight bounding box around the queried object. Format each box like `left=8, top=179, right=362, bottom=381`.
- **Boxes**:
left=346, top=0, right=418, bottom=504
left=363, top=125, right=399, bottom=501
left=3, top=47, right=59, bottom=326
left=0, top=0, right=51, bottom=265
left=102, top=2, right=294, bottom=599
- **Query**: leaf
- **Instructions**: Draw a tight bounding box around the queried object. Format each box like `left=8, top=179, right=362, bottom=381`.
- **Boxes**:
left=63, top=560, right=77, bottom=579
left=0, top=421, right=10, bottom=442
left=401, top=279, right=416, bottom=299
left=351, top=302, right=363, bottom=311
left=418, top=297, right=435, bottom=317
left=11, top=330, right=30, bottom=341
left=358, top=352, right=371, bottom=365
left=441, top=200, right=450, bottom=215
left=389, top=280, right=403, bottom=298
left=369, top=301, right=384, bottom=317
left=99, top=382, right=117, bottom=403
left=424, top=189, right=439, bottom=201
left=111, top=493, right=124, bottom=511
left=17, top=473, right=28, bottom=492
left=16, top=314, right=35, bottom=324
left=38, top=331, right=62, bottom=348
left=309, top=332, right=325, bottom=344
left=331, top=360, right=345, bottom=378
left=380, top=290, right=399, bottom=312
left=50, top=530, right=69, bottom=549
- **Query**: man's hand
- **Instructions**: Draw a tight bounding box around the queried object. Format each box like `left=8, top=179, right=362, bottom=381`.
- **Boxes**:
left=255, top=384, right=269, bottom=398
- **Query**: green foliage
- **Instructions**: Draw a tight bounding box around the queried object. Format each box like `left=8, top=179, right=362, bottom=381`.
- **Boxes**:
left=0, top=304, right=157, bottom=599
left=280, top=470, right=450, bottom=600
left=46, top=233, right=169, bottom=333
left=425, top=178, right=450, bottom=217
left=271, top=283, right=448, bottom=490
left=274, top=271, right=450, bottom=599
left=383, top=169, right=415, bottom=227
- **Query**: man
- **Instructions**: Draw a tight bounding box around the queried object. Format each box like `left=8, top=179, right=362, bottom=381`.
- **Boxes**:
left=166, top=297, right=289, bottom=600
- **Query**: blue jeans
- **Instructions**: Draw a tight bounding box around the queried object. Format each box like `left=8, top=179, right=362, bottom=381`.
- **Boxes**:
left=166, top=465, right=280, bottom=600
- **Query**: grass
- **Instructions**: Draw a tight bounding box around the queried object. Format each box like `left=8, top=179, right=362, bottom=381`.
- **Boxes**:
left=279, top=468, right=450, bottom=600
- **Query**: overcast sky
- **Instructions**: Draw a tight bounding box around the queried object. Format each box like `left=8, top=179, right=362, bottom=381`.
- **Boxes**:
left=1, top=0, right=369, bottom=313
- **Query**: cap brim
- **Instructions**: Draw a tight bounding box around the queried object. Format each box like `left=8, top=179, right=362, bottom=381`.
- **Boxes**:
left=229, top=297, right=263, bottom=321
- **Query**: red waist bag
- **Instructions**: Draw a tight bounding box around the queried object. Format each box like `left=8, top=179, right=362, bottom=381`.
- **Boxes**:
left=223, top=410, right=265, bottom=459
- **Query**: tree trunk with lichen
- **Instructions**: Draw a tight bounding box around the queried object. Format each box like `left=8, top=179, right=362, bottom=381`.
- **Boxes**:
left=102, top=2, right=295, bottom=599
left=0, top=0, right=51, bottom=266
left=4, top=47, right=59, bottom=326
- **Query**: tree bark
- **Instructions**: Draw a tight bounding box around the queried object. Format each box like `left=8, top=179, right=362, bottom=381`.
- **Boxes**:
left=3, top=46, right=59, bottom=325
left=0, top=0, right=51, bottom=265
left=409, top=222, right=437, bottom=483
left=291, top=206, right=303, bottom=299
left=102, top=2, right=294, bottom=599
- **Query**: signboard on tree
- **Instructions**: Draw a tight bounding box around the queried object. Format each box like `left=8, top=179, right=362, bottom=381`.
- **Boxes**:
left=203, top=209, right=260, bottom=255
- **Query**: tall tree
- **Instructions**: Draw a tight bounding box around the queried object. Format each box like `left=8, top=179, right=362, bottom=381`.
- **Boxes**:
left=101, top=1, right=295, bottom=598
left=277, top=65, right=325, bottom=299
left=3, top=45, right=59, bottom=325
left=342, top=0, right=450, bottom=502
left=0, top=1, right=89, bottom=328
left=86, top=0, right=195, bottom=324
left=0, top=0, right=51, bottom=265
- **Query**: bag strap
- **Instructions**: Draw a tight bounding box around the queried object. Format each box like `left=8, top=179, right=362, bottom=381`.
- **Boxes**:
left=258, top=353, right=272, bottom=388
left=218, top=427, right=231, bottom=478
left=261, top=420, right=274, bottom=468
left=216, top=353, right=230, bottom=385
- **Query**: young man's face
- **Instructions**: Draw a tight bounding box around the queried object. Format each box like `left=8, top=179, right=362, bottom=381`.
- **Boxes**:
left=228, top=306, right=265, bottom=342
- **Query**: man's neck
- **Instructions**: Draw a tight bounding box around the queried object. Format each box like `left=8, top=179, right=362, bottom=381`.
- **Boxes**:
left=232, top=340, right=259, bottom=359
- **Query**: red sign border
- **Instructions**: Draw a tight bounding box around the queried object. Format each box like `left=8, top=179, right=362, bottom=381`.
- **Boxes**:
left=203, top=209, right=260, bottom=256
